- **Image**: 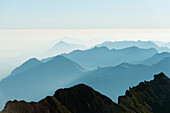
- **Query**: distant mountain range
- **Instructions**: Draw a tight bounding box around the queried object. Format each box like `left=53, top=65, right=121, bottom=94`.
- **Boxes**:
left=0, top=45, right=169, bottom=107
left=1, top=73, right=169, bottom=113
left=1, top=40, right=170, bottom=112
left=0, top=56, right=85, bottom=105
left=69, top=57, right=170, bottom=101
left=62, top=46, right=157, bottom=69
left=45, top=41, right=86, bottom=57
left=96, top=40, right=170, bottom=52
left=140, top=52, right=170, bottom=65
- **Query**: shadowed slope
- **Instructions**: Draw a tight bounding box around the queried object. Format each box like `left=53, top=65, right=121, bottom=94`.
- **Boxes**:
left=118, top=72, right=170, bottom=113
left=54, top=84, right=130, bottom=113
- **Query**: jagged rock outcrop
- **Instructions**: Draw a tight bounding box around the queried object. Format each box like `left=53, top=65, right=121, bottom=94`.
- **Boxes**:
left=118, top=72, right=170, bottom=113
left=1, top=97, right=70, bottom=113
left=1, top=73, right=170, bottom=113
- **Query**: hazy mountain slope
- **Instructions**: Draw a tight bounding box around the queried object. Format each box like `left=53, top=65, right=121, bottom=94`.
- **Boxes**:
left=70, top=58, right=170, bottom=101
left=141, top=52, right=170, bottom=65
left=63, top=46, right=157, bottom=69
left=45, top=41, right=86, bottom=57
left=0, top=57, right=24, bottom=81
left=96, top=40, right=158, bottom=49
left=152, top=57, right=170, bottom=74
left=96, top=40, right=170, bottom=52
left=1, top=73, right=169, bottom=113
left=118, top=72, right=170, bottom=113
left=0, top=56, right=85, bottom=104
left=157, top=41, right=170, bottom=49
left=9, top=58, right=43, bottom=76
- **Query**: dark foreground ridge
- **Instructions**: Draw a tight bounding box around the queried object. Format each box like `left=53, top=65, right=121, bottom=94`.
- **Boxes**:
left=1, top=72, right=170, bottom=113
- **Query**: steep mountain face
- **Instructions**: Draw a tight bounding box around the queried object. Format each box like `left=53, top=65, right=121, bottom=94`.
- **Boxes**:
left=0, top=56, right=85, bottom=107
left=141, top=52, right=170, bottom=65
left=96, top=40, right=170, bottom=52
left=9, top=58, right=43, bottom=76
left=63, top=46, right=157, bottom=69
left=1, top=84, right=130, bottom=113
left=118, top=72, right=170, bottom=113
left=45, top=41, right=86, bottom=57
left=1, top=73, right=169, bottom=113
left=70, top=58, right=170, bottom=101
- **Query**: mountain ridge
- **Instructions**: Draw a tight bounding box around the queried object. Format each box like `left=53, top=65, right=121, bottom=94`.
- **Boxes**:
left=69, top=57, right=170, bottom=102
left=96, top=40, right=170, bottom=52
left=62, top=46, right=157, bottom=69
left=0, top=55, right=85, bottom=108
left=1, top=73, right=169, bottom=113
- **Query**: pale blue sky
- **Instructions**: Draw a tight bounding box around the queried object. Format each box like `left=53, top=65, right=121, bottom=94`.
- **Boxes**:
left=0, top=0, right=170, bottom=29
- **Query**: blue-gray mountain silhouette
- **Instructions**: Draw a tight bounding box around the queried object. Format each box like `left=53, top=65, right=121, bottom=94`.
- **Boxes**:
left=62, top=46, right=157, bottom=69
left=0, top=56, right=85, bottom=106
left=96, top=40, right=170, bottom=52
left=69, top=57, right=170, bottom=102
left=140, top=52, right=170, bottom=65
left=45, top=41, right=85, bottom=57
left=9, top=58, right=43, bottom=76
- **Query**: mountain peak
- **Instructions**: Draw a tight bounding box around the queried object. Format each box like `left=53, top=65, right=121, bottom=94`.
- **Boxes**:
left=10, top=58, right=43, bottom=76
left=49, top=55, right=71, bottom=63
left=54, top=83, right=93, bottom=97
left=27, top=58, right=40, bottom=62
left=118, top=73, right=170, bottom=113
left=154, top=72, right=169, bottom=81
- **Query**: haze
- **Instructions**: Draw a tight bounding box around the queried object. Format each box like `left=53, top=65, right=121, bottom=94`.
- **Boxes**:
left=0, top=29, right=170, bottom=58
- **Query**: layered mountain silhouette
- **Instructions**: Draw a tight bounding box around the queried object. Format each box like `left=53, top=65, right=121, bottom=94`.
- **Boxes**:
left=0, top=56, right=85, bottom=105
left=45, top=41, right=86, bottom=57
left=9, top=58, right=43, bottom=76
left=1, top=73, right=169, bottom=113
left=70, top=57, right=170, bottom=101
left=140, top=52, right=170, bottom=65
left=96, top=40, right=170, bottom=52
left=62, top=46, right=157, bottom=69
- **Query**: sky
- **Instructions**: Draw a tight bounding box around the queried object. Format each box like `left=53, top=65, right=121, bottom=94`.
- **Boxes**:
left=0, top=0, right=170, bottom=29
